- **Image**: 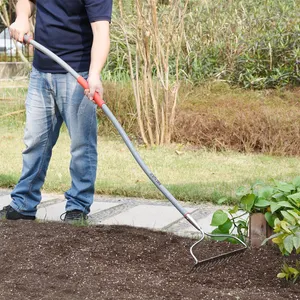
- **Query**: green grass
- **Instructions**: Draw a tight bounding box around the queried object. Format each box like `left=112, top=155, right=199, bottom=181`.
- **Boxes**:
left=1, top=81, right=300, bottom=204
left=0, top=83, right=28, bottom=128
left=0, top=86, right=28, bottom=100
left=1, top=127, right=300, bottom=204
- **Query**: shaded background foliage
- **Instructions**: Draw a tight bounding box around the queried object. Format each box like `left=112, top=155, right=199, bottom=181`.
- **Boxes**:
left=104, top=0, right=300, bottom=89
left=2, top=0, right=300, bottom=88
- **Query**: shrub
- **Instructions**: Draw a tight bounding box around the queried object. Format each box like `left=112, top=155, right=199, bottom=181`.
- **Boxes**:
left=173, top=83, right=300, bottom=156
left=210, top=177, right=300, bottom=282
left=108, top=0, right=300, bottom=88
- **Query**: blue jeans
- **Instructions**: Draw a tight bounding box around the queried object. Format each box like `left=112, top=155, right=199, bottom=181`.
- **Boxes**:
left=10, top=67, right=98, bottom=216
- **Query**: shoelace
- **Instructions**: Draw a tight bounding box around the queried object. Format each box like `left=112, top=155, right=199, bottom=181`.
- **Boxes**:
left=59, top=211, right=67, bottom=221
left=59, top=211, right=88, bottom=221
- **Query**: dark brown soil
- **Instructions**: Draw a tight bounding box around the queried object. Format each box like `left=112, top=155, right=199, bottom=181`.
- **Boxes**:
left=0, top=221, right=299, bottom=300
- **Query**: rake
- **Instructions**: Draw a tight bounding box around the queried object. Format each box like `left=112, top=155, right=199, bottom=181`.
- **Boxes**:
left=23, top=34, right=248, bottom=270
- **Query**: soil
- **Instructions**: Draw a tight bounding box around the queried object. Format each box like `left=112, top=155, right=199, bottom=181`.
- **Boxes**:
left=0, top=221, right=299, bottom=300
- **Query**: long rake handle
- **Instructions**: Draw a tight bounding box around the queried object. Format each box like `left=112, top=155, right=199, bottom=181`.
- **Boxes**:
left=23, top=35, right=204, bottom=235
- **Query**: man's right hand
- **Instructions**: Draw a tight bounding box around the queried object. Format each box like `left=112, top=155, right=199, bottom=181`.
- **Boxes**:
left=9, top=17, right=31, bottom=43
left=10, top=0, right=35, bottom=43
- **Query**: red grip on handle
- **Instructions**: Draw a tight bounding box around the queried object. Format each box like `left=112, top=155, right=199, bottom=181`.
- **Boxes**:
left=77, top=76, right=105, bottom=108
left=93, top=92, right=105, bottom=108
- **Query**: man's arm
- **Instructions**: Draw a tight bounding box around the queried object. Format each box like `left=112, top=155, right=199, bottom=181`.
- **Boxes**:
left=10, top=0, right=36, bottom=42
left=85, top=20, right=110, bottom=101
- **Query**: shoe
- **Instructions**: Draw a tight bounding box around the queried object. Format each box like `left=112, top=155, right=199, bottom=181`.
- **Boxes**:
left=0, top=205, right=36, bottom=220
left=60, top=210, right=88, bottom=224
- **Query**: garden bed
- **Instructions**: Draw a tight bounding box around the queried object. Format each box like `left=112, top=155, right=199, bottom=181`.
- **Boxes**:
left=0, top=220, right=299, bottom=300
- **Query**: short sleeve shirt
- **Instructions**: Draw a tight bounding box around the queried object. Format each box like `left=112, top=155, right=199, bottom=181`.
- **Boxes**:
left=32, top=0, right=113, bottom=73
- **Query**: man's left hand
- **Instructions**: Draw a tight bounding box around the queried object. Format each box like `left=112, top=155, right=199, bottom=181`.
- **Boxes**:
left=84, top=74, right=103, bottom=104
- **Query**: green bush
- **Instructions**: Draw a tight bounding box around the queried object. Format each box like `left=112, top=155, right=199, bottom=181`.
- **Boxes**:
left=210, top=177, right=300, bottom=282
left=108, top=0, right=300, bottom=88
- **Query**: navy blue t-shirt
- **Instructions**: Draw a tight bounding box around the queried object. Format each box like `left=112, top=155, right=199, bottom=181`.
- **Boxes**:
left=33, top=0, right=112, bottom=73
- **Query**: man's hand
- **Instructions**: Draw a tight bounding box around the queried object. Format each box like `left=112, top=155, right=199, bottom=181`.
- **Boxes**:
left=85, top=73, right=104, bottom=103
left=9, top=0, right=36, bottom=43
left=9, top=16, right=31, bottom=43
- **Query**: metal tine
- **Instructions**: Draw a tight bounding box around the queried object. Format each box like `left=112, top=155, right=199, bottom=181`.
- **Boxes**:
left=191, top=247, right=247, bottom=273
left=190, top=232, right=247, bottom=272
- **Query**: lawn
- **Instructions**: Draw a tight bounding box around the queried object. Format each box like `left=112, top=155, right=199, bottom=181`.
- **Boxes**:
left=1, top=81, right=300, bottom=204
left=1, top=125, right=300, bottom=204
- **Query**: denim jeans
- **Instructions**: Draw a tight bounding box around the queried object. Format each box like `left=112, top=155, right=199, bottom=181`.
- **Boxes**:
left=10, top=67, right=98, bottom=216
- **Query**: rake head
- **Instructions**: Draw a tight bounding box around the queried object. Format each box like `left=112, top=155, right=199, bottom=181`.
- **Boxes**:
left=189, top=233, right=248, bottom=272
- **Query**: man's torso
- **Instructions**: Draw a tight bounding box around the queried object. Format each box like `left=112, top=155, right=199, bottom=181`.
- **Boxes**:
left=33, top=0, right=112, bottom=73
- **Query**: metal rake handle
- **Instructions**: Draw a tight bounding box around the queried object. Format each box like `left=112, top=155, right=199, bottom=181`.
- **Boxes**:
left=23, top=34, right=204, bottom=233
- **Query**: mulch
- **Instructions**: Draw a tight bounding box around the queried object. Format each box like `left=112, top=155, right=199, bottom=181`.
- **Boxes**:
left=0, top=220, right=299, bottom=300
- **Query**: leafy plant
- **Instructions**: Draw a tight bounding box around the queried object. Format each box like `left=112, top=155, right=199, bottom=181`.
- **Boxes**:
left=263, top=209, right=300, bottom=255
left=210, top=177, right=300, bottom=243
left=262, top=204, right=300, bottom=283
left=211, top=177, right=300, bottom=240
left=277, top=261, right=300, bottom=283
left=210, top=176, right=300, bottom=282
left=210, top=206, right=248, bottom=243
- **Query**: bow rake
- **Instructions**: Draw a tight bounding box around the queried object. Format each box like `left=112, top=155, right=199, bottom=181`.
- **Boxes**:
left=23, top=34, right=248, bottom=270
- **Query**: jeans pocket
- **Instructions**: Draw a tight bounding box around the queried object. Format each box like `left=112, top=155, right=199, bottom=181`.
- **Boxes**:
left=78, top=96, right=96, bottom=116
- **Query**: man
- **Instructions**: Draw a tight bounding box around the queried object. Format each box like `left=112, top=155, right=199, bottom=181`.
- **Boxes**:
left=0, top=0, right=112, bottom=222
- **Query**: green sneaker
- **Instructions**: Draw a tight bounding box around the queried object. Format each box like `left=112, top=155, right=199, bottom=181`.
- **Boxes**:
left=60, top=210, right=88, bottom=225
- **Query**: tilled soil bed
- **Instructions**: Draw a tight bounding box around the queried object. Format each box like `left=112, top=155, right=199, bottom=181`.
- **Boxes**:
left=0, top=220, right=299, bottom=300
